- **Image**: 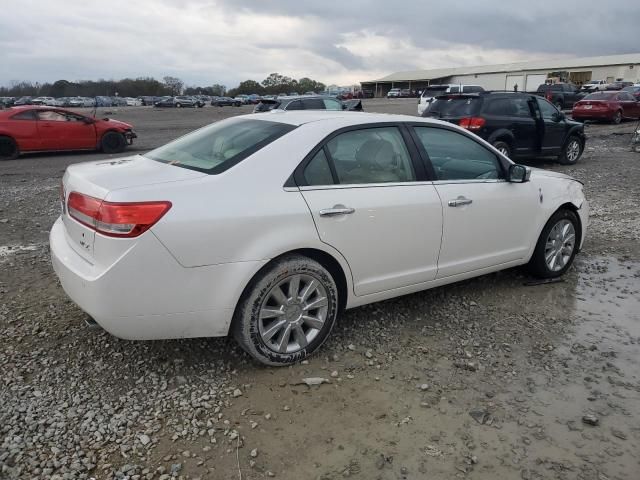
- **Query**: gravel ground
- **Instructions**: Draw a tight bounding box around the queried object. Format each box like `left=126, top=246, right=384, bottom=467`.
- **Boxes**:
left=1, top=100, right=639, bottom=480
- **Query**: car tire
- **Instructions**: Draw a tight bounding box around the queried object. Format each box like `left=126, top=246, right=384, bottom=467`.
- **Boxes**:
left=612, top=110, right=622, bottom=124
left=233, top=254, right=339, bottom=366
left=558, top=135, right=583, bottom=165
left=528, top=209, right=580, bottom=279
left=101, top=131, right=127, bottom=154
left=492, top=140, right=512, bottom=158
left=176, top=103, right=182, bottom=108
left=0, top=135, right=19, bottom=160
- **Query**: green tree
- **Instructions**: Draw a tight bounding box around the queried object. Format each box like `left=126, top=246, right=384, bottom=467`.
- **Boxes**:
left=163, top=76, right=184, bottom=95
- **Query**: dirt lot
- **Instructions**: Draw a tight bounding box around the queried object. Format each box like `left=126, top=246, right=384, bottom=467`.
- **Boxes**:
left=1, top=100, right=639, bottom=480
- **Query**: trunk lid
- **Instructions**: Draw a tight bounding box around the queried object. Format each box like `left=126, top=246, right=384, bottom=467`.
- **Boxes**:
left=61, top=155, right=205, bottom=264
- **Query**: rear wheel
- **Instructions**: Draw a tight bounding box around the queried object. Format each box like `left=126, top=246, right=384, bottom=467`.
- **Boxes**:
left=101, top=131, right=127, bottom=154
left=528, top=209, right=579, bottom=278
left=558, top=135, right=583, bottom=165
left=176, top=103, right=182, bottom=108
left=233, top=255, right=339, bottom=366
left=612, top=110, right=622, bottom=124
left=492, top=140, right=512, bottom=158
left=0, top=136, right=19, bottom=160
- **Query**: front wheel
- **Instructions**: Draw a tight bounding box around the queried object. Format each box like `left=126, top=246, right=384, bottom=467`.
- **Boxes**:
left=233, top=255, right=339, bottom=366
left=558, top=135, right=583, bottom=165
left=101, top=132, right=127, bottom=154
left=0, top=135, right=19, bottom=160
left=528, top=209, right=579, bottom=278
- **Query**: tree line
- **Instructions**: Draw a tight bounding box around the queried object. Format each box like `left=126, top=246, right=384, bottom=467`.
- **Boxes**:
left=0, top=73, right=327, bottom=98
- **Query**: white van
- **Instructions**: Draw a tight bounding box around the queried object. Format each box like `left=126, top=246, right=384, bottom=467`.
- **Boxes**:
left=417, top=84, right=484, bottom=115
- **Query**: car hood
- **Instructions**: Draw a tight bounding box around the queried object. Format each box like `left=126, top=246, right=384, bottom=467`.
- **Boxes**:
left=96, top=118, right=133, bottom=129
left=529, top=168, right=579, bottom=183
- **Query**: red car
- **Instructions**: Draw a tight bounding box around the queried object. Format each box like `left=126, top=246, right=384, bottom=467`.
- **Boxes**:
left=0, top=106, right=136, bottom=160
left=572, top=91, right=640, bottom=124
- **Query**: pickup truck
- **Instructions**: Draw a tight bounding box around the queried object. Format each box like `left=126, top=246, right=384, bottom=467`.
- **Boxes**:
left=535, top=83, right=583, bottom=110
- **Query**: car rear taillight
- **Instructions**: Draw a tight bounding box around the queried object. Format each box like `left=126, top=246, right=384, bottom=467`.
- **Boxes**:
left=68, top=192, right=171, bottom=238
left=458, top=117, right=486, bottom=130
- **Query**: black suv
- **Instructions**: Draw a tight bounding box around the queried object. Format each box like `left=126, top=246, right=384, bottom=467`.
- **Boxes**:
left=422, top=92, right=586, bottom=164
left=253, top=95, right=363, bottom=113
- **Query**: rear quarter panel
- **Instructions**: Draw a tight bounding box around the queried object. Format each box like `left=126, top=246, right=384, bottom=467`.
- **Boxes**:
left=0, top=117, right=40, bottom=151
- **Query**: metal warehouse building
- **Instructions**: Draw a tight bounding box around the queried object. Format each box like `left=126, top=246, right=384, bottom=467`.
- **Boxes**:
left=361, top=53, right=640, bottom=97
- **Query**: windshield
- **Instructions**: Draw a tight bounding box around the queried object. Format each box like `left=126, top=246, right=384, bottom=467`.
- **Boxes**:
left=144, top=119, right=295, bottom=173
left=425, top=96, right=481, bottom=117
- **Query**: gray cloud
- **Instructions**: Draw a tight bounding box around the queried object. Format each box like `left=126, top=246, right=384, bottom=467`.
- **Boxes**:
left=1, top=0, right=638, bottom=88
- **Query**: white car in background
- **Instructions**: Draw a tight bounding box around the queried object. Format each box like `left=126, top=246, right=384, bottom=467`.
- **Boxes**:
left=581, top=80, right=608, bottom=92
left=418, top=84, right=485, bottom=115
left=32, top=96, right=64, bottom=106
left=124, top=97, right=142, bottom=106
left=51, top=111, right=588, bottom=365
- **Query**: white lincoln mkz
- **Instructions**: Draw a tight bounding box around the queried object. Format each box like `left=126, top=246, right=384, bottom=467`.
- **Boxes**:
left=50, top=111, right=588, bottom=365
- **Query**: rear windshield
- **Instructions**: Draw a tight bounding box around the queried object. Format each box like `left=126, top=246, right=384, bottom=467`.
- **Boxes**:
left=425, top=96, right=481, bottom=117
left=144, top=119, right=295, bottom=174
left=422, top=87, right=448, bottom=97
left=584, top=92, right=616, bottom=100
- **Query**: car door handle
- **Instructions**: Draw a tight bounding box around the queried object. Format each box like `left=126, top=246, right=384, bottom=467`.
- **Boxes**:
left=319, top=205, right=355, bottom=217
left=448, top=196, right=473, bottom=207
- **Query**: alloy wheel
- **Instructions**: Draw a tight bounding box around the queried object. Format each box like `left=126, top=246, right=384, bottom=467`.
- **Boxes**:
left=566, top=139, right=580, bottom=163
left=258, top=274, right=328, bottom=354
left=544, top=219, right=576, bottom=272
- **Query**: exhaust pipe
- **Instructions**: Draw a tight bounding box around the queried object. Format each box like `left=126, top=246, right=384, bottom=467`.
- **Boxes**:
left=84, top=316, right=102, bottom=330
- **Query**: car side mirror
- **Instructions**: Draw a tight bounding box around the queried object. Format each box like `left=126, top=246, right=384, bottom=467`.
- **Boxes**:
left=82, top=117, right=95, bottom=124
left=553, top=111, right=565, bottom=122
left=508, top=164, right=531, bottom=183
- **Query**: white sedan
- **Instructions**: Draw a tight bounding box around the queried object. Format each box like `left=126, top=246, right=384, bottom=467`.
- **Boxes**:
left=50, top=111, right=588, bottom=365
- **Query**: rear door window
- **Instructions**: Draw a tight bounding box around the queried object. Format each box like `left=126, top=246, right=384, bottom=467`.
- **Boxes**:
left=326, top=127, right=416, bottom=184
left=425, top=97, right=481, bottom=117
left=301, top=98, right=325, bottom=110
left=484, top=97, right=532, bottom=117
left=285, top=100, right=303, bottom=110
left=303, top=149, right=334, bottom=186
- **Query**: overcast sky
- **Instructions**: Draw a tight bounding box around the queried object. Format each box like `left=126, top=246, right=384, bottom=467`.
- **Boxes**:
left=1, top=0, right=638, bottom=89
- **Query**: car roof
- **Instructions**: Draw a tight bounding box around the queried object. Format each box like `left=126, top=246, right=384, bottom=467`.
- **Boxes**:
left=247, top=110, right=452, bottom=127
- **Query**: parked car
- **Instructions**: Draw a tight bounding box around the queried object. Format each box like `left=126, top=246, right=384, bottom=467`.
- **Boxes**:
left=423, top=91, right=585, bottom=164
left=13, top=96, right=33, bottom=106
left=50, top=111, right=588, bottom=365
left=0, top=106, right=136, bottom=160
left=185, top=96, right=206, bottom=108
left=154, top=96, right=196, bottom=108
left=605, top=81, right=633, bottom=91
left=123, top=97, right=141, bottom=106
left=580, top=80, right=608, bottom=92
left=571, top=91, right=640, bottom=124
left=211, top=96, right=241, bottom=107
left=32, top=97, right=63, bottom=106
left=139, top=96, right=160, bottom=106
left=418, top=85, right=485, bottom=115
left=621, top=85, right=640, bottom=100
left=111, top=97, right=128, bottom=107
left=535, top=83, right=582, bottom=110
left=0, top=97, right=16, bottom=107
left=234, top=95, right=250, bottom=104
left=95, top=96, right=113, bottom=107
left=253, top=95, right=362, bottom=113
left=387, top=88, right=401, bottom=98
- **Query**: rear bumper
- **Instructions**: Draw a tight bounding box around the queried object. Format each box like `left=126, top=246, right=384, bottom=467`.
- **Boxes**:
left=572, top=110, right=613, bottom=121
left=50, top=217, right=265, bottom=340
